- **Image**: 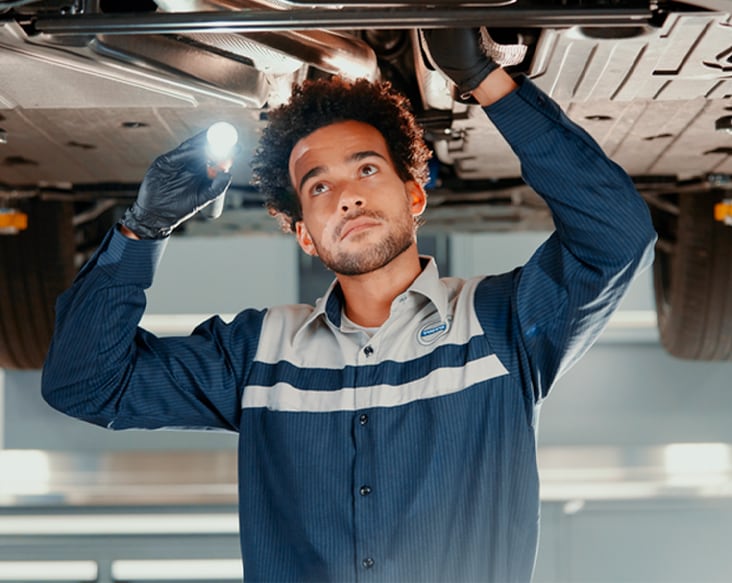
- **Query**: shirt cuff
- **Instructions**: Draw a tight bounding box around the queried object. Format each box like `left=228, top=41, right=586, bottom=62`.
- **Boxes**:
left=483, top=75, right=564, bottom=149
left=97, top=226, right=168, bottom=287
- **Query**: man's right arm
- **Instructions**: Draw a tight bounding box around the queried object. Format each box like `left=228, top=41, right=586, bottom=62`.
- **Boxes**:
left=42, top=133, right=262, bottom=432
left=42, top=226, right=265, bottom=431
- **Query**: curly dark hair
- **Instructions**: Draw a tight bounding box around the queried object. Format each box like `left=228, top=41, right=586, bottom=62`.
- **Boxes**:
left=251, top=77, right=431, bottom=232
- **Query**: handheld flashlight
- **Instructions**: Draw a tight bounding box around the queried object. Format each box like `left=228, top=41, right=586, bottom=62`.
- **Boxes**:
left=204, top=121, right=238, bottom=219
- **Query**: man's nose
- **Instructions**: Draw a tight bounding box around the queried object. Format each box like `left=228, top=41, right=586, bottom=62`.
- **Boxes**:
left=339, top=187, right=364, bottom=213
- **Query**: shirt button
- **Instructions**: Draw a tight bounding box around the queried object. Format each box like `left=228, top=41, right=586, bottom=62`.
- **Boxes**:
left=359, top=485, right=372, bottom=496
left=362, top=557, right=375, bottom=569
left=359, top=413, right=369, bottom=426
left=363, top=345, right=374, bottom=356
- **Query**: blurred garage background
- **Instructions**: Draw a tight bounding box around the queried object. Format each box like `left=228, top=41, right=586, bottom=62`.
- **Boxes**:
left=1, top=228, right=731, bottom=583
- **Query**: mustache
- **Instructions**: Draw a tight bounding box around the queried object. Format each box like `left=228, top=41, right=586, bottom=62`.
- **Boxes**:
left=335, top=209, right=386, bottom=238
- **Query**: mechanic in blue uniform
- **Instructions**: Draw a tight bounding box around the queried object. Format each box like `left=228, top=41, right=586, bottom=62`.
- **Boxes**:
left=42, top=29, right=656, bottom=582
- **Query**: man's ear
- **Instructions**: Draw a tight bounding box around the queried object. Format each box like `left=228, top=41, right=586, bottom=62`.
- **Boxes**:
left=295, top=221, right=318, bottom=257
left=406, top=181, right=427, bottom=217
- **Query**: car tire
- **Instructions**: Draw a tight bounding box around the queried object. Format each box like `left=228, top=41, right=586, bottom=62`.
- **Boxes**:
left=0, top=199, right=76, bottom=369
left=653, top=190, right=732, bottom=361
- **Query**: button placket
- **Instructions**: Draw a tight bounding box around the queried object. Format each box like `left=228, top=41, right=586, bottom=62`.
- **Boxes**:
left=353, top=409, right=376, bottom=577
left=356, top=416, right=373, bottom=497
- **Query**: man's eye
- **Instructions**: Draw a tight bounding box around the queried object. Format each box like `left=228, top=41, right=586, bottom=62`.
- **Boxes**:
left=311, top=182, right=330, bottom=196
left=360, top=163, right=378, bottom=177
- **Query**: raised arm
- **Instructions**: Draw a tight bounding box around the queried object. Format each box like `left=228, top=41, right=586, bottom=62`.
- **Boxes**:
left=42, top=133, right=261, bottom=431
left=423, top=28, right=657, bottom=399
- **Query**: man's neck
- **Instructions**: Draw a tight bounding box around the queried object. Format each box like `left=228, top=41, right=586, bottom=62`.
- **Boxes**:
left=336, top=246, right=423, bottom=328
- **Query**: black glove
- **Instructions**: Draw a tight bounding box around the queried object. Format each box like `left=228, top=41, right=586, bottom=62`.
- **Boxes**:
left=421, top=28, right=500, bottom=99
left=120, top=131, right=232, bottom=239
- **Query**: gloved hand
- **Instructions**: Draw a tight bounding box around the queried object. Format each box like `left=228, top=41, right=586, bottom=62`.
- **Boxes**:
left=421, top=28, right=500, bottom=100
left=120, top=131, right=232, bottom=239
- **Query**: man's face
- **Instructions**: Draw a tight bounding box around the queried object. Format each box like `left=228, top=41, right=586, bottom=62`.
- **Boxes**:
left=288, top=120, right=426, bottom=276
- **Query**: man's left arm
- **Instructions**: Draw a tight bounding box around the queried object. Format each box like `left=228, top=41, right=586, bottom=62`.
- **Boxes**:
left=483, top=71, right=656, bottom=396
left=423, top=29, right=656, bottom=397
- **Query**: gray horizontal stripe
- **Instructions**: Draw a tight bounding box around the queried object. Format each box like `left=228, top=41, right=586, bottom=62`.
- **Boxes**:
left=241, top=354, right=508, bottom=412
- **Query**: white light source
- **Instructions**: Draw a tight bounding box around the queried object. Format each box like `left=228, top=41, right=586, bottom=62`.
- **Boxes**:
left=112, top=559, right=243, bottom=581
left=0, top=513, right=239, bottom=535
left=664, top=442, right=731, bottom=487
left=562, top=499, right=586, bottom=515
left=0, top=561, right=97, bottom=581
left=206, top=121, right=238, bottom=163
left=0, top=450, right=51, bottom=496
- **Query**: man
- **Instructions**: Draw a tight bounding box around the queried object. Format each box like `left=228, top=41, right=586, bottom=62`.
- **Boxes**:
left=42, top=29, right=656, bottom=582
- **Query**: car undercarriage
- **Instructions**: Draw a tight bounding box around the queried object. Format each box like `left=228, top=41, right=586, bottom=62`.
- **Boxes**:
left=0, top=0, right=730, bottom=367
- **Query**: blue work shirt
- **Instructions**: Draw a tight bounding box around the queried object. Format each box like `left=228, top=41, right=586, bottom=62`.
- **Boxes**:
left=42, top=76, right=656, bottom=582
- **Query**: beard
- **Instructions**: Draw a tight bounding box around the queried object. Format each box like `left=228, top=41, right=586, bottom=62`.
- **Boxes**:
left=314, top=208, right=415, bottom=276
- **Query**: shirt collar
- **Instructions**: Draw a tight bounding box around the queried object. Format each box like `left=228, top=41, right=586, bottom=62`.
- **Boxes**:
left=298, top=255, right=447, bottom=333
left=408, top=256, right=449, bottom=320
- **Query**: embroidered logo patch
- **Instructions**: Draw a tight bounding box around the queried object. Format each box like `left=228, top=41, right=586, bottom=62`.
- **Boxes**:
left=417, top=319, right=450, bottom=345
